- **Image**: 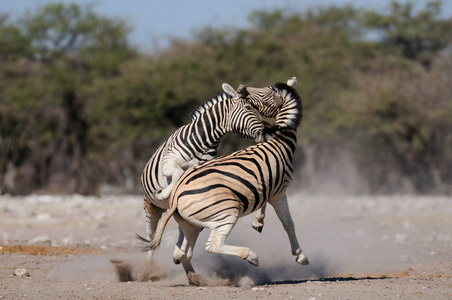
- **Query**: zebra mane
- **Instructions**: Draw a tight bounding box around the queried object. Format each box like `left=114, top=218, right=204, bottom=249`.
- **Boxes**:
left=191, top=93, right=231, bottom=121
left=273, top=82, right=302, bottom=130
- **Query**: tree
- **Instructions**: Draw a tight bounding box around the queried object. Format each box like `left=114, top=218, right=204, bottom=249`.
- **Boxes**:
left=363, top=1, right=452, bottom=68
left=0, top=2, right=136, bottom=194
left=0, top=14, right=31, bottom=61
left=1, top=1, right=451, bottom=195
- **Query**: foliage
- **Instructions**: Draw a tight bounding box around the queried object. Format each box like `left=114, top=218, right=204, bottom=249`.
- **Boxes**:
left=0, top=1, right=451, bottom=195
left=363, top=1, right=452, bottom=68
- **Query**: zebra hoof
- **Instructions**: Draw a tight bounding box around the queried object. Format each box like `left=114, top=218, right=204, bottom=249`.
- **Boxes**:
left=187, top=272, right=207, bottom=286
left=173, top=246, right=183, bottom=265
left=247, top=254, right=259, bottom=266
left=296, top=253, right=309, bottom=265
left=252, top=221, right=264, bottom=233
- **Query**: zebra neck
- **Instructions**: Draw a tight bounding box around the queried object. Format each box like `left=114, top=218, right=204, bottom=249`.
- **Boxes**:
left=265, top=127, right=297, bottom=151
left=207, top=99, right=231, bottom=139
left=188, top=102, right=229, bottom=150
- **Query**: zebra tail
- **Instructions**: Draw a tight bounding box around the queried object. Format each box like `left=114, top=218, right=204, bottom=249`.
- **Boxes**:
left=136, top=204, right=178, bottom=252
left=135, top=233, right=151, bottom=252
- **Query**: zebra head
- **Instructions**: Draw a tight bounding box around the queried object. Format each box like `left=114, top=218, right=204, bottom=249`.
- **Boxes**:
left=222, top=77, right=297, bottom=118
left=226, top=97, right=266, bottom=143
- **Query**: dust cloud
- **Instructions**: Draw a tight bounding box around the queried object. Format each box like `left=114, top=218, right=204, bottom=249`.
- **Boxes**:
left=106, top=192, right=406, bottom=286
left=18, top=193, right=447, bottom=287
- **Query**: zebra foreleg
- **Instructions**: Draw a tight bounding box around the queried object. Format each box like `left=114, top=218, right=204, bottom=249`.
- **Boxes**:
left=153, top=160, right=185, bottom=201
left=271, top=194, right=309, bottom=265
left=252, top=204, right=267, bottom=233
left=205, top=219, right=259, bottom=266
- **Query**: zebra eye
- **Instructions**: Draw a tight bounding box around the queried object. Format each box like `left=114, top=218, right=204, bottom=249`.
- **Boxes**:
left=245, top=105, right=252, bottom=111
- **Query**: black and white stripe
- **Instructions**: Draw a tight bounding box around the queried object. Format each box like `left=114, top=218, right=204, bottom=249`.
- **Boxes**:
left=141, top=93, right=265, bottom=207
left=141, top=78, right=309, bottom=284
left=139, top=85, right=277, bottom=265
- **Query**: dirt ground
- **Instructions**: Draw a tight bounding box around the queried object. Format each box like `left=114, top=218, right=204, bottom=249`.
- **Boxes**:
left=1, top=193, right=451, bottom=299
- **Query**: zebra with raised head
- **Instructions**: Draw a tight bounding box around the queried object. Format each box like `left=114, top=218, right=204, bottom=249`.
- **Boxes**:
left=140, top=78, right=309, bottom=285
left=140, top=83, right=282, bottom=268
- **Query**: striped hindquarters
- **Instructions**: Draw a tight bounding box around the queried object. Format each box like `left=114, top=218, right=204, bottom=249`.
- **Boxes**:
left=172, top=129, right=297, bottom=225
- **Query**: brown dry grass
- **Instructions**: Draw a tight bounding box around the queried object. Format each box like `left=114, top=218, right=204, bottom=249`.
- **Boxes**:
left=0, top=245, right=103, bottom=255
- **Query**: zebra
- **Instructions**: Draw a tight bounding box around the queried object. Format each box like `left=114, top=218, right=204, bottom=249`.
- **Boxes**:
left=140, top=78, right=309, bottom=285
left=224, top=77, right=298, bottom=233
left=140, top=83, right=283, bottom=268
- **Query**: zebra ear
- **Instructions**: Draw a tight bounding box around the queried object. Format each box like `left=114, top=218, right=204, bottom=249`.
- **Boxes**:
left=222, top=83, right=238, bottom=97
left=287, top=77, right=297, bottom=87
left=273, top=91, right=284, bottom=106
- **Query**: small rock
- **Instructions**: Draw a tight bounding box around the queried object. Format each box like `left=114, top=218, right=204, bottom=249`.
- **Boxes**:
left=96, top=221, right=108, bottom=229
left=403, top=221, right=412, bottom=230
left=394, top=234, right=407, bottom=244
left=36, top=213, right=51, bottom=221
left=29, top=235, right=51, bottom=245
left=251, top=287, right=265, bottom=291
left=13, top=268, right=29, bottom=277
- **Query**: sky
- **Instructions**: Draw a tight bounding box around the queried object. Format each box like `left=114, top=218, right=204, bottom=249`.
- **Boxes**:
left=2, top=0, right=451, bottom=52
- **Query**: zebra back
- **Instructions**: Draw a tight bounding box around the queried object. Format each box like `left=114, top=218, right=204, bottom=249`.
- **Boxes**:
left=191, top=93, right=230, bottom=121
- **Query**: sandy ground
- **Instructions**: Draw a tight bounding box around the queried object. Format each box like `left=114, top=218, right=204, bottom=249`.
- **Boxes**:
left=1, top=193, right=451, bottom=299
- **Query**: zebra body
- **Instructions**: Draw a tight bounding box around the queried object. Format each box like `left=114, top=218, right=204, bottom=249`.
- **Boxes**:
left=141, top=78, right=309, bottom=284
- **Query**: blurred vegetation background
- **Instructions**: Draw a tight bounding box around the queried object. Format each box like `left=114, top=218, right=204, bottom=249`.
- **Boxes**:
left=0, top=1, right=451, bottom=195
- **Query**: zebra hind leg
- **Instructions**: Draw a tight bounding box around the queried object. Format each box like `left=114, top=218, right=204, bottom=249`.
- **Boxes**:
left=173, top=214, right=205, bottom=286
left=142, top=199, right=166, bottom=280
left=252, top=203, right=267, bottom=233
left=172, top=226, right=185, bottom=264
left=271, top=194, right=309, bottom=265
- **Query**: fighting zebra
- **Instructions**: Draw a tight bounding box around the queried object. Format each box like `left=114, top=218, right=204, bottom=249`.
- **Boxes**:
left=140, top=83, right=282, bottom=267
left=140, top=78, right=309, bottom=285
left=224, top=77, right=298, bottom=233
